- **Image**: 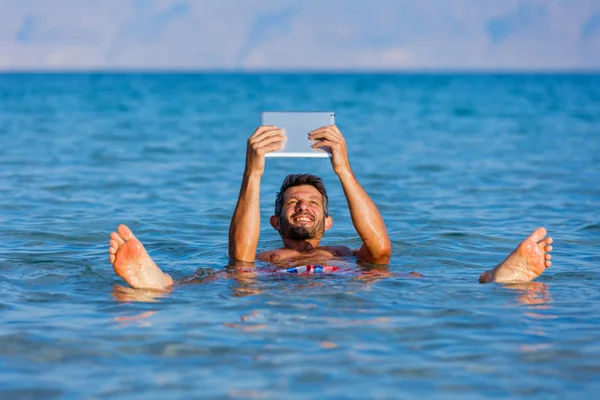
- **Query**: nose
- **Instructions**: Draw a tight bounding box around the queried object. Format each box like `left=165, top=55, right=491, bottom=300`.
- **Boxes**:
left=295, top=200, right=310, bottom=212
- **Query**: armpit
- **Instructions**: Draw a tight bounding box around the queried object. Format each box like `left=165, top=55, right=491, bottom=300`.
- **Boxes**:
left=327, top=246, right=355, bottom=257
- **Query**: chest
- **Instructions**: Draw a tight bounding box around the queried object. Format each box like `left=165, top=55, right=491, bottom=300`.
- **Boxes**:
left=261, top=247, right=343, bottom=266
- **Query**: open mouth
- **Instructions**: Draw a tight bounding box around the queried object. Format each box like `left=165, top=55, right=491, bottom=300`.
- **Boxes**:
left=291, top=213, right=314, bottom=224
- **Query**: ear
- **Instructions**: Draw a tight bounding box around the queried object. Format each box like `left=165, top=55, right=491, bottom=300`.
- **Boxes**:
left=324, top=216, right=333, bottom=231
left=270, top=215, right=280, bottom=231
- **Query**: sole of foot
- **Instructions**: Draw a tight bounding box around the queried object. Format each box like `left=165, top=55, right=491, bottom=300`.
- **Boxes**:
left=480, top=227, right=553, bottom=284
left=109, top=224, right=173, bottom=290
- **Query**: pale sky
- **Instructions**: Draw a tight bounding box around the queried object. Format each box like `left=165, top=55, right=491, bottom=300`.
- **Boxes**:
left=1, top=0, right=599, bottom=70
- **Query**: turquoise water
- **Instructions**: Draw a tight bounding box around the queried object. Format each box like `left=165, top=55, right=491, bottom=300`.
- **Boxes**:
left=1, top=73, right=599, bottom=399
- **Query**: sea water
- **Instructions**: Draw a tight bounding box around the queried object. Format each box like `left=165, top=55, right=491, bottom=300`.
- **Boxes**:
left=0, top=73, right=599, bottom=399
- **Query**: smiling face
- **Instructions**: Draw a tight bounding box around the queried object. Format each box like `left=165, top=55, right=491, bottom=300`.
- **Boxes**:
left=274, top=185, right=332, bottom=240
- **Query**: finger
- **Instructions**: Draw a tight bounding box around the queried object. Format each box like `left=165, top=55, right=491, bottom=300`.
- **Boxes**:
left=251, top=125, right=276, bottom=136
left=312, top=137, right=344, bottom=154
left=312, top=139, right=335, bottom=149
left=254, top=133, right=287, bottom=149
left=250, top=129, right=285, bottom=145
left=309, top=126, right=343, bottom=142
left=308, top=126, right=334, bottom=137
left=319, top=124, right=344, bottom=139
left=312, top=124, right=342, bottom=136
left=249, top=126, right=282, bottom=143
left=257, top=141, right=286, bottom=155
left=312, top=140, right=334, bottom=155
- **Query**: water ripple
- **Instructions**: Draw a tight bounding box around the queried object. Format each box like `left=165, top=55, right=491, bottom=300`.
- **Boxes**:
left=0, top=73, right=599, bottom=398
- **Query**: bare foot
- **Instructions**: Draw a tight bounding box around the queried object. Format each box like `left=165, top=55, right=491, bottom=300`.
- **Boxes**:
left=108, top=224, right=173, bottom=290
left=479, top=227, right=553, bottom=284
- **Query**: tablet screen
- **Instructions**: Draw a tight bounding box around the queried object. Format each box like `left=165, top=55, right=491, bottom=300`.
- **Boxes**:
left=261, top=111, right=335, bottom=158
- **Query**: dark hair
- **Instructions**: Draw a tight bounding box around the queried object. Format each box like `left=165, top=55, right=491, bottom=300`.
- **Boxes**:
left=274, top=174, right=329, bottom=217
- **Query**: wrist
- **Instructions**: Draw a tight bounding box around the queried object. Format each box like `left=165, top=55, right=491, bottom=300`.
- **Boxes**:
left=244, top=163, right=264, bottom=177
left=244, top=168, right=263, bottom=179
left=335, top=166, right=354, bottom=179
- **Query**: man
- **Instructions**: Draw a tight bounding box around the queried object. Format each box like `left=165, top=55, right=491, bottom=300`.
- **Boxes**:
left=228, top=124, right=392, bottom=266
left=108, top=125, right=553, bottom=290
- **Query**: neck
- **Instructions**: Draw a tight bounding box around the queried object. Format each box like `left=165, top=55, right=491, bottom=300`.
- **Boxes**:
left=281, top=237, right=322, bottom=251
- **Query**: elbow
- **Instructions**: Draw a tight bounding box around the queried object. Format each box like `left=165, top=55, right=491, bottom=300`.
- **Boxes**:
left=228, top=245, right=256, bottom=263
left=377, top=245, right=392, bottom=264
left=359, top=238, right=392, bottom=264
left=228, top=233, right=257, bottom=263
left=371, top=241, right=392, bottom=264
left=228, top=252, right=256, bottom=263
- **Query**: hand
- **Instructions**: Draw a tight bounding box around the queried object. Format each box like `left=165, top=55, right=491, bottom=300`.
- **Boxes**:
left=245, top=126, right=286, bottom=175
left=309, top=125, right=352, bottom=175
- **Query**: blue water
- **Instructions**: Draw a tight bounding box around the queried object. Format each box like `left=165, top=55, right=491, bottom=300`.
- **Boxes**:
left=1, top=73, right=599, bottom=399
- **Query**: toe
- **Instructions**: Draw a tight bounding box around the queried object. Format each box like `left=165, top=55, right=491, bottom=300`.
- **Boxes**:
left=545, top=245, right=553, bottom=253
left=117, top=224, right=135, bottom=241
left=545, top=253, right=551, bottom=260
left=109, top=254, right=116, bottom=263
left=111, top=232, right=125, bottom=245
left=530, top=227, right=547, bottom=243
left=545, top=260, right=552, bottom=268
left=109, top=246, right=116, bottom=254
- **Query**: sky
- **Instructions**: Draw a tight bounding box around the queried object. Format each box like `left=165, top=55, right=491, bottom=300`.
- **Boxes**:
left=1, top=0, right=599, bottom=71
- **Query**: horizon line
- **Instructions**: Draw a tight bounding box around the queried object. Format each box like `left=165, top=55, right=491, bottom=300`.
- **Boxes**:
left=1, top=67, right=600, bottom=75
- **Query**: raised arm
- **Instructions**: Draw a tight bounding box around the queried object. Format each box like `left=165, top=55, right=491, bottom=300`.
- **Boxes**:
left=310, top=125, right=391, bottom=264
left=228, top=126, right=286, bottom=262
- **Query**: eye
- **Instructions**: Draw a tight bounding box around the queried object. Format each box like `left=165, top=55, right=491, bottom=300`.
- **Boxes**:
left=310, top=201, right=319, bottom=206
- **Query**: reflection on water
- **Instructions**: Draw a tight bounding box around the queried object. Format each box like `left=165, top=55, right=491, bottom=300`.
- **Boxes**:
left=509, top=281, right=552, bottom=307
left=111, top=284, right=172, bottom=303
left=228, top=266, right=264, bottom=298
left=114, top=311, right=157, bottom=327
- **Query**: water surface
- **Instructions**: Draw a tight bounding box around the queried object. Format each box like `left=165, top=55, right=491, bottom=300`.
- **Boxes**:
left=1, top=73, right=599, bottom=399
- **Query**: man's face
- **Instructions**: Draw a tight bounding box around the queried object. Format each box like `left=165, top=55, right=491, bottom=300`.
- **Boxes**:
left=276, top=185, right=330, bottom=240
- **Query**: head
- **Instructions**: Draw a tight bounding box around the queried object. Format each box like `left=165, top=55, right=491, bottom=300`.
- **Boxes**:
left=270, top=174, right=333, bottom=240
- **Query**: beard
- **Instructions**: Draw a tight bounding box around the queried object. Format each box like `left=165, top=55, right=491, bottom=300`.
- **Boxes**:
left=279, top=212, right=325, bottom=240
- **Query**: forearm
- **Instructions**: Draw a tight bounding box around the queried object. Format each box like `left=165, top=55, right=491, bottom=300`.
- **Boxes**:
left=228, top=171, right=262, bottom=262
left=337, top=169, right=391, bottom=263
left=308, top=125, right=390, bottom=263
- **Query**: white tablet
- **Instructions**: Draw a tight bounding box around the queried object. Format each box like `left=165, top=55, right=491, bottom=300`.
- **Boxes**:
left=261, top=111, right=335, bottom=158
